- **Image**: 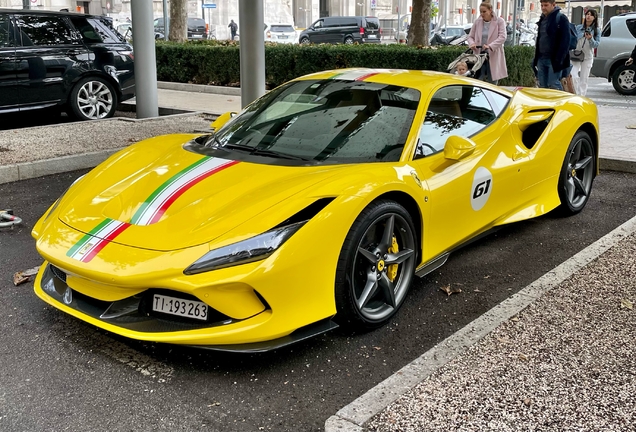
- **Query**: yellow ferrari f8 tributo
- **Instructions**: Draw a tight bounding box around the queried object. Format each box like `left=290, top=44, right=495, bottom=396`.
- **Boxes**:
left=32, top=69, right=599, bottom=352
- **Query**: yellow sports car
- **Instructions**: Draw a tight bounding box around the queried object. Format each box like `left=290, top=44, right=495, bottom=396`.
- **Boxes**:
left=32, top=69, right=599, bottom=352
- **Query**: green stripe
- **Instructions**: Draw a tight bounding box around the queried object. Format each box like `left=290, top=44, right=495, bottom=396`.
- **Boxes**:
left=130, top=158, right=209, bottom=225
left=67, top=218, right=112, bottom=257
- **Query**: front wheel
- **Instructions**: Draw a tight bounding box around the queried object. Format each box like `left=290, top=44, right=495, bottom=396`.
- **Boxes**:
left=69, top=77, right=117, bottom=121
left=300, top=37, right=310, bottom=45
left=612, top=65, right=636, bottom=95
left=335, top=200, right=417, bottom=331
left=557, top=130, right=596, bottom=215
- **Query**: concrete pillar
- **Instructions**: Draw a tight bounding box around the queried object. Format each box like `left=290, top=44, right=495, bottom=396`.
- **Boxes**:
left=131, top=0, right=159, bottom=118
left=238, top=0, right=265, bottom=108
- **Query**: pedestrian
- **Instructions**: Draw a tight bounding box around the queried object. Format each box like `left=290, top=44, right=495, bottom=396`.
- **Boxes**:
left=625, top=44, right=636, bottom=66
left=228, top=19, right=238, bottom=41
left=467, top=1, right=508, bottom=84
left=532, top=0, right=571, bottom=90
left=570, top=9, right=600, bottom=96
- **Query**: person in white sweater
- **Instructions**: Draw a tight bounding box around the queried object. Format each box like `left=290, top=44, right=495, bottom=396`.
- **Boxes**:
left=571, top=9, right=600, bottom=96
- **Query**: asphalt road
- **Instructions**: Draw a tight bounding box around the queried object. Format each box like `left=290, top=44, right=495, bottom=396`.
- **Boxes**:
left=1, top=169, right=636, bottom=431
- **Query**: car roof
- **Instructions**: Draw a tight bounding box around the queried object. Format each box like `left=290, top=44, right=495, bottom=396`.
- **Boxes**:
left=0, top=8, right=98, bottom=19
left=295, top=68, right=513, bottom=95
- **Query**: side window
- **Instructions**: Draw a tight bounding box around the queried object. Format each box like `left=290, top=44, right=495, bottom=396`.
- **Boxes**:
left=15, top=15, right=78, bottom=46
left=414, top=85, right=498, bottom=159
left=482, top=89, right=510, bottom=117
left=627, top=19, right=636, bottom=38
left=0, top=14, right=14, bottom=48
left=70, top=16, right=124, bottom=43
left=601, top=21, right=611, bottom=37
left=313, top=20, right=323, bottom=29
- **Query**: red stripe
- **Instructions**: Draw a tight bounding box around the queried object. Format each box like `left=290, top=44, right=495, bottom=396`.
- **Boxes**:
left=80, top=223, right=131, bottom=263
left=148, top=160, right=239, bottom=225
left=355, top=72, right=380, bottom=81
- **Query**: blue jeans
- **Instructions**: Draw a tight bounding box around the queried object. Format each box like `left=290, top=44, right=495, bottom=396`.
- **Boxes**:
left=537, top=58, right=562, bottom=90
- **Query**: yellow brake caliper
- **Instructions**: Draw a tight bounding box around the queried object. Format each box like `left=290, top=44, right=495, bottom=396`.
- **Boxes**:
left=387, top=235, right=399, bottom=281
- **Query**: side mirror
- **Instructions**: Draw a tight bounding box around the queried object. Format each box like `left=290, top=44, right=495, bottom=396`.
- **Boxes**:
left=210, top=111, right=237, bottom=131
left=444, top=135, right=476, bottom=161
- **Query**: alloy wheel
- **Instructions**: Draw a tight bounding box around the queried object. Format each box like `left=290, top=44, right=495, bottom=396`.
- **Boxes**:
left=76, top=80, right=114, bottom=120
left=564, top=135, right=595, bottom=209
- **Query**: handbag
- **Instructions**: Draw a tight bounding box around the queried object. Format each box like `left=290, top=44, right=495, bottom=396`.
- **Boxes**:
left=570, top=38, right=586, bottom=62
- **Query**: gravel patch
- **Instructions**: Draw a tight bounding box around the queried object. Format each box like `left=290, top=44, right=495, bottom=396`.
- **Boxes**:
left=0, top=113, right=213, bottom=166
left=367, top=233, right=636, bottom=432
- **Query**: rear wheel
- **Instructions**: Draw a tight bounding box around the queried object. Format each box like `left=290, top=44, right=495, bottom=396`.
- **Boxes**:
left=612, top=65, right=636, bottom=95
left=557, top=131, right=595, bottom=215
left=344, top=36, right=354, bottom=44
left=69, top=77, right=117, bottom=121
left=335, top=200, right=417, bottom=331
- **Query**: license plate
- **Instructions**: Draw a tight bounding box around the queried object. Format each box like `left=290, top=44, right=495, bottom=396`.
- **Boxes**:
left=368, top=34, right=377, bottom=39
left=192, top=34, right=203, bottom=38
left=152, top=294, right=208, bottom=321
left=278, top=35, right=288, bottom=39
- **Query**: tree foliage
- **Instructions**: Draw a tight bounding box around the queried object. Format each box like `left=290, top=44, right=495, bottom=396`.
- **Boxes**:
left=169, top=0, right=187, bottom=42
left=408, top=0, right=432, bottom=46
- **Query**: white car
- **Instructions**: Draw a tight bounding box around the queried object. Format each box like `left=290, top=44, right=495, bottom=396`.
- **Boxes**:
left=265, top=23, right=297, bottom=44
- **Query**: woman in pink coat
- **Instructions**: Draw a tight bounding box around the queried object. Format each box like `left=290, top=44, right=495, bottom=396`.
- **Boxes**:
left=467, top=1, right=508, bottom=84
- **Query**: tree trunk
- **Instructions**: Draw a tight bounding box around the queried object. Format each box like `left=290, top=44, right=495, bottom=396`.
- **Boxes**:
left=408, top=0, right=432, bottom=46
left=169, top=0, right=188, bottom=42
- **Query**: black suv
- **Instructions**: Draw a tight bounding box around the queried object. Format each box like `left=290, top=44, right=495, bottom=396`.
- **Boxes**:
left=0, top=9, right=135, bottom=120
left=153, top=17, right=208, bottom=40
left=299, top=16, right=381, bottom=44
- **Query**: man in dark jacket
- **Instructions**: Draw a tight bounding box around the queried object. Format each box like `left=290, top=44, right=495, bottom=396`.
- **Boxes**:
left=532, top=0, right=571, bottom=89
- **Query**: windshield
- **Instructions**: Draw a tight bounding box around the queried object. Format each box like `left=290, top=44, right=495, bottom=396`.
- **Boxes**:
left=193, top=79, right=420, bottom=164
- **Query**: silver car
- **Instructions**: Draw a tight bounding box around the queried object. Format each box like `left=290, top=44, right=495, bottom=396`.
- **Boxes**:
left=591, top=12, right=636, bottom=95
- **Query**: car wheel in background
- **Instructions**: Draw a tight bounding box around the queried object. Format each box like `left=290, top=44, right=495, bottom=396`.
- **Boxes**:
left=612, top=64, right=636, bottom=95
left=300, top=37, right=310, bottom=44
left=335, top=200, right=417, bottom=330
left=69, top=77, right=118, bottom=121
left=344, top=36, right=354, bottom=44
left=557, top=130, right=596, bottom=215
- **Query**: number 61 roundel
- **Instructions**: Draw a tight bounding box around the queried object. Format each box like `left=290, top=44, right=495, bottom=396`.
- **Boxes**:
left=471, top=167, right=493, bottom=211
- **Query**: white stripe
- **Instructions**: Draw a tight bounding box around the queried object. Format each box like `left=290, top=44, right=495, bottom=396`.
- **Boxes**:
left=70, top=220, right=125, bottom=260
left=134, top=158, right=231, bottom=226
left=333, top=69, right=378, bottom=81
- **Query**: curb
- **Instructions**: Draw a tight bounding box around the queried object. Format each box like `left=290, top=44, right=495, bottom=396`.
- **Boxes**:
left=157, top=81, right=241, bottom=96
left=325, top=214, right=636, bottom=432
left=599, top=156, right=636, bottom=174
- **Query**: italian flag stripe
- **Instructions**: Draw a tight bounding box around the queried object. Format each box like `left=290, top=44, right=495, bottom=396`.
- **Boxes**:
left=131, top=157, right=237, bottom=226
left=67, top=157, right=238, bottom=262
left=330, top=69, right=380, bottom=81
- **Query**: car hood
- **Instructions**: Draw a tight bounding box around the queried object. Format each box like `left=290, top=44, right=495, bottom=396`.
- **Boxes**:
left=58, top=136, right=346, bottom=251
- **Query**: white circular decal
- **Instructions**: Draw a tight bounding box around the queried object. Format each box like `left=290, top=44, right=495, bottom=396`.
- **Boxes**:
left=470, top=167, right=493, bottom=211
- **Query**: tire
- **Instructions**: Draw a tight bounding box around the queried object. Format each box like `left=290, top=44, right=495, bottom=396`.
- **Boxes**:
left=612, top=65, right=636, bottom=95
left=556, top=130, right=596, bottom=216
left=335, top=200, right=417, bottom=331
left=69, top=77, right=118, bottom=121
left=300, top=37, right=310, bottom=45
left=344, top=36, right=354, bottom=44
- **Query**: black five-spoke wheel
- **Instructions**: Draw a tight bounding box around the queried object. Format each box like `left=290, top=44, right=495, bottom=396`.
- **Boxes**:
left=335, top=200, right=417, bottom=330
left=557, top=130, right=596, bottom=215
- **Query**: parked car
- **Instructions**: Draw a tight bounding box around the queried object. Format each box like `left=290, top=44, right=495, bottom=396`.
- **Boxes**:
left=299, top=16, right=381, bottom=44
left=591, top=12, right=636, bottom=95
left=0, top=8, right=135, bottom=120
left=32, top=68, right=599, bottom=351
left=265, top=23, right=296, bottom=44
left=153, top=17, right=208, bottom=40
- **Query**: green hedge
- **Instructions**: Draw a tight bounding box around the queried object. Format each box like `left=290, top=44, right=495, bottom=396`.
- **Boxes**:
left=155, top=40, right=536, bottom=88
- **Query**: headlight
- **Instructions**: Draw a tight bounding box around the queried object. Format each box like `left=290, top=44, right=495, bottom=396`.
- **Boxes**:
left=184, top=221, right=306, bottom=275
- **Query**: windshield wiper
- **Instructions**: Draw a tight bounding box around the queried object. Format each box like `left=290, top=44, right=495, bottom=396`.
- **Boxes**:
left=221, top=143, right=309, bottom=161
left=250, top=148, right=310, bottom=161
